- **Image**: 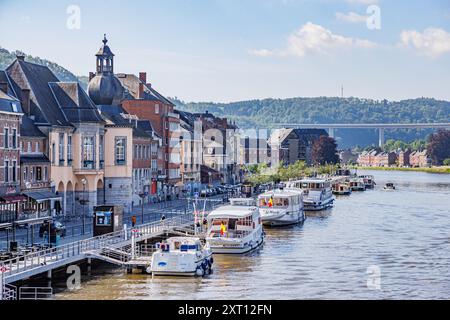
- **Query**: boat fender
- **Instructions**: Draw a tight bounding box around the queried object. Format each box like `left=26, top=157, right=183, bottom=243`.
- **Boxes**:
left=146, top=267, right=152, bottom=274
left=210, top=257, right=214, bottom=265
left=196, top=267, right=205, bottom=277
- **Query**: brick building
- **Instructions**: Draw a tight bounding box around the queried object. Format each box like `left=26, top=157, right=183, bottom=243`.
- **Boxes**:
left=0, top=80, right=24, bottom=225
left=119, top=72, right=182, bottom=199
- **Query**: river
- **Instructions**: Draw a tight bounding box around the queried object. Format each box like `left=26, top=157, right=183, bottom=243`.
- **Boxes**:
left=54, top=170, right=450, bottom=300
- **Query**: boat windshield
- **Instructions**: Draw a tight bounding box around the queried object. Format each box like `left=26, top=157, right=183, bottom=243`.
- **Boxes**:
left=209, top=216, right=253, bottom=239
left=259, top=197, right=289, bottom=208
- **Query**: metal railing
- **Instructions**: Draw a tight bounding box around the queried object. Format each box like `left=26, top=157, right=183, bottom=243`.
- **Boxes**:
left=19, top=287, right=53, bottom=300
left=0, top=215, right=194, bottom=281
left=2, top=284, right=17, bottom=300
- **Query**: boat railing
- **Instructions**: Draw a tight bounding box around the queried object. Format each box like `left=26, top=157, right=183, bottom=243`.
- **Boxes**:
left=0, top=215, right=194, bottom=279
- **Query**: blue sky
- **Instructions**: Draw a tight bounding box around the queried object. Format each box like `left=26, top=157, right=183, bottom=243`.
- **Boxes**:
left=1, top=0, right=450, bottom=102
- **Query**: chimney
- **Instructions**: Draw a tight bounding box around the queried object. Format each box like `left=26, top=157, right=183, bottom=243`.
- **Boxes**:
left=89, top=72, right=95, bottom=81
left=146, top=83, right=152, bottom=88
left=0, top=82, right=8, bottom=94
left=16, top=54, right=25, bottom=61
left=21, top=88, right=31, bottom=116
left=139, top=83, right=144, bottom=99
left=139, top=72, right=147, bottom=83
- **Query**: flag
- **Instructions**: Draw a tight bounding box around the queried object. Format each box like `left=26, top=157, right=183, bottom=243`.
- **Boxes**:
left=220, top=223, right=226, bottom=236
left=268, top=197, right=273, bottom=208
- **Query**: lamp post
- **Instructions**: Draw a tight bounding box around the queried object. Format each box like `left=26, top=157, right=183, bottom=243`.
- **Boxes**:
left=81, top=178, right=87, bottom=235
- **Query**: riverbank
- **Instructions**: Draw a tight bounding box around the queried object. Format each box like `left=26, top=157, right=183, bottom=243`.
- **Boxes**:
left=357, top=166, right=450, bottom=174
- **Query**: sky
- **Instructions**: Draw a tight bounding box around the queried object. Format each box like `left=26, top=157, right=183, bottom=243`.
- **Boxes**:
left=0, top=0, right=450, bottom=103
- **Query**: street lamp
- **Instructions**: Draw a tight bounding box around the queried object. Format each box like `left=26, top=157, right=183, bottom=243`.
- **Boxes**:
left=81, top=178, right=87, bottom=235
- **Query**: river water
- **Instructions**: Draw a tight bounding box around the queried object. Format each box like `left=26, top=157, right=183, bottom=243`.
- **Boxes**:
left=55, top=170, right=450, bottom=300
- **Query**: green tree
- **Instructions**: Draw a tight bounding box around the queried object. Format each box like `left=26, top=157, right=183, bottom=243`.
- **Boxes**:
left=428, top=130, right=450, bottom=165
left=311, top=136, right=339, bottom=165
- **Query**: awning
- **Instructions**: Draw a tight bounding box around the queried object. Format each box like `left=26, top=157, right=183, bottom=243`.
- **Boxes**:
left=0, top=195, right=27, bottom=203
left=22, top=190, right=62, bottom=203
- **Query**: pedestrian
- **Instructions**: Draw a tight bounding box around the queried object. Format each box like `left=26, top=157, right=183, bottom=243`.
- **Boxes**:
left=131, top=215, right=137, bottom=227
left=161, top=214, right=166, bottom=222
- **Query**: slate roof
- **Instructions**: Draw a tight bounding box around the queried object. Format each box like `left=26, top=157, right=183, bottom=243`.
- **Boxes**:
left=20, top=154, right=50, bottom=164
left=49, top=82, right=104, bottom=123
left=6, top=59, right=71, bottom=126
left=21, top=116, right=46, bottom=137
left=0, top=89, right=23, bottom=114
left=116, top=73, right=175, bottom=106
left=96, top=104, right=134, bottom=128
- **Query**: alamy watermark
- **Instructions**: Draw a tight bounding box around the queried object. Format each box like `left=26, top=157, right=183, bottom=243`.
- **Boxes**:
left=66, top=5, right=81, bottom=30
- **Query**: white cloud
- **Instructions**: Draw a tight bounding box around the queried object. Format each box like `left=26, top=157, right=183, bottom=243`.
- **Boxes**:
left=335, top=11, right=367, bottom=24
left=399, top=27, right=450, bottom=58
left=251, top=22, right=376, bottom=58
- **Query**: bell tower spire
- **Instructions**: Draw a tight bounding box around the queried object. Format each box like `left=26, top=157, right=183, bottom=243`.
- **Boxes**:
left=95, top=33, right=115, bottom=75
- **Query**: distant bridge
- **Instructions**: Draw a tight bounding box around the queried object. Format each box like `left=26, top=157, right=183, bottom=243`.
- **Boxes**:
left=278, top=123, right=450, bottom=147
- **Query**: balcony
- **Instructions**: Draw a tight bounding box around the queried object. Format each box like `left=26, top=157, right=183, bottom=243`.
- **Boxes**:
left=74, top=161, right=104, bottom=175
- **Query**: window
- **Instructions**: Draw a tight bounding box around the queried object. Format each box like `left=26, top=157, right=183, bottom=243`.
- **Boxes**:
left=44, top=166, right=48, bottom=181
left=4, top=128, right=9, bottom=149
left=151, top=159, right=157, bottom=172
left=170, top=153, right=180, bottom=164
left=82, top=136, right=95, bottom=169
left=169, top=122, right=180, bottom=132
left=115, top=137, right=126, bottom=165
left=99, top=135, right=104, bottom=168
left=12, top=129, right=17, bottom=149
left=51, top=143, right=56, bottom=164
left=35, top=167, right=42, bottom=181
left=4, top=160, right=9, bottom=182
left=155, top=104, right=159, bottom=114
left=67, top=135, right=73, bottom=164
left=59, top=133, right=65, bottom=165
left=35, top=141, right=39, bottom=153
left=24, top=167, right=28, bottom=182
left=28, top=141, right=32, bottom=153
left=20, top=141, right=23, bottom=152
left=12, top=161, right=16, bottom=182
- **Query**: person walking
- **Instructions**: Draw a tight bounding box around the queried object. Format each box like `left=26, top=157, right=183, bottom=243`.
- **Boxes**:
left=131, top=215, right=137, bottom=227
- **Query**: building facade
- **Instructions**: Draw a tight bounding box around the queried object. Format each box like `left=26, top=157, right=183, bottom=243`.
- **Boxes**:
left=269, top=128, right=329, bottom=166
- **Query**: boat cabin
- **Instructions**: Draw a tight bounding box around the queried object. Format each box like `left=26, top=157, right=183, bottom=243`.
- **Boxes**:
left=207, top=206, right=259, bottom=239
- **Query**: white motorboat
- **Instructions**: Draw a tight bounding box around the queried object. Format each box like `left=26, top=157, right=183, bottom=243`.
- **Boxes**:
left=349, top=177, right=366, bottom=191
left=206, top=203, right=264, bottom=254
left=287, top=179, right=334, bottom=211
left=359, top=175, right=376, bottom=189
left=383, top=182, right=396, bottom=191
left=150, top=237, right=213, bottom=276
left=332, top=182, right=352, bottom=195
left=258, top=189, right=305, bottom=227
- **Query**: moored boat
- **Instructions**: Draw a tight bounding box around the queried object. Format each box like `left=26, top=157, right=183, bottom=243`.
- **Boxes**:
left=206, top=203, right=264, bottom=254
left=150, top=237, right=213, bottom=277
left=258, top=189, right=305, bottom=227
left=287, top=179, right=334, bottom=211
left=332, top=182, right=352, bottom=195
left=349, top=177, right=366, bottom=191
left=359, top=175, right=376, bottom=189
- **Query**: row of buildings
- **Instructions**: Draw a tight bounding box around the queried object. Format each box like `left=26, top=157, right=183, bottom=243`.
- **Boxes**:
left=357, top=149, right=431, bottom=167
left=0, top=36, right=331, bottom=229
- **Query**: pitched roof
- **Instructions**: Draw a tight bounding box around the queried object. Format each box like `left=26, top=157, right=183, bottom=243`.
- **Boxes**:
left=49, top=82, right=103, bottom=123
left=21, top=116, right=46, bottom=137
left=0, top=90, right=23, bottom=114
left=116, top=73, right=175, bottom=106
left=6, top=59, right=71, bottom=126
